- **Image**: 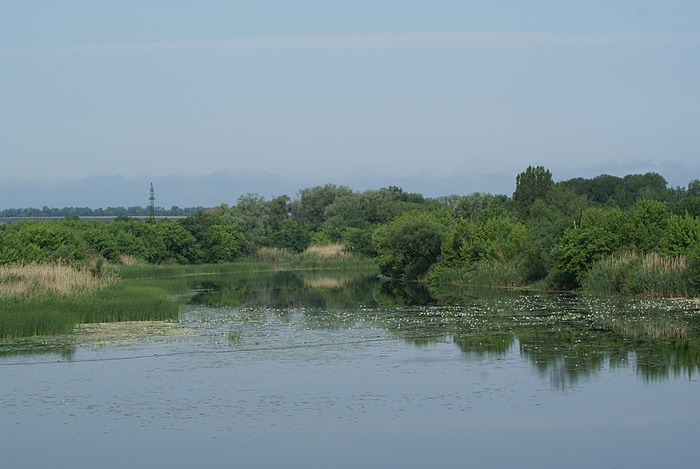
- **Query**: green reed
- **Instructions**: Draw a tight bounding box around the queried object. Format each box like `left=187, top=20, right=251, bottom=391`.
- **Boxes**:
left=463, top=262, right=523, bottom=287
left=583, top=251, right=695, bottom=297
left=0, top=283, right=179, bottom=339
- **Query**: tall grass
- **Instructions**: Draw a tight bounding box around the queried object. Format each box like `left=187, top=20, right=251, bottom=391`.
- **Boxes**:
left=0, top=262, right=178, bottom=338
left=1, top=253, right=379, bottom=338
left=465, top=262, right=522, bottom=287
left=429, top=262, right=522, bottom=287
left=285, top=243, right=376, bottom=270
left=0, top=262, right=117, bottom=297
left=583, top=251, right=695, bottom=297
left=0, top=286, right=178, bottom=338
left=254, top=246, right=293, bottom=262
left=297, top=243, right=356, bottom=261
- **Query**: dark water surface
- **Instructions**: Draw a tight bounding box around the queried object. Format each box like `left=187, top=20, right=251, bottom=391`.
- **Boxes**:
left=2, top=270, right=700, bottom=468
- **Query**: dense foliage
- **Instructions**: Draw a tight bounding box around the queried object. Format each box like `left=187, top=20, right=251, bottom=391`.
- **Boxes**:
left=2, top=167, right=700, bottom=296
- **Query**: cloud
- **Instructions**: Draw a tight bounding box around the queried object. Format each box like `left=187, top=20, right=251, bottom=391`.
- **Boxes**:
left=3, top=31, right=699, bottom=55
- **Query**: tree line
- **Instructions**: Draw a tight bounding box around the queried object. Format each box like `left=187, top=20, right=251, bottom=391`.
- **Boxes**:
left=2, top=168, right=699, bottom=295
left=0, top=205, right=207, bottom=218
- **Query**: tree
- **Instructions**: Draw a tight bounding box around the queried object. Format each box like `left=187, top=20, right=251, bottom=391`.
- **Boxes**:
left=228, top=193, right=268, bottom=253
left=265, top=195, right=291, bottom=231
left=629, top=199, right=669, bottom=253
left=200, top=223, right=244, bottom=263
left=293, top=184, right=354, bottom=232
left=513, top=166, right=554, bottom=217
left=558, top=208, right=630, bottom=283
left=266, top=219, right=311, bottom=253
left=449, top=193, right=495, bottom=223
left=373, top=209, right=449, bottom=279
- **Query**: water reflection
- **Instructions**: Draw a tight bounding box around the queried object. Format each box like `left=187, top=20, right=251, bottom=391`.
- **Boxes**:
left=2, top=269, right=699, bottom=384
left=188, top=270, right=700, bottom=384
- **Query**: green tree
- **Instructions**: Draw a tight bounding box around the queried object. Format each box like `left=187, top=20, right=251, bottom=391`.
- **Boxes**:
left=293, top=184, right=354, bottom=232
left=658, top=214, right=700, bottom=257
left=265, top=195, right=291, bottom=231
left=148, top=219, right=199, bottom=264
left=266, top=219, right=311, bottom=253
left=513, top=166, right=554, bottom=217
left=449, top=193, right=496, bottom=223
left=373, top=209, right=449, bottom=279
left=200, top=223, right=244, bottom=263
left=629, top=199, right=669, bottom=253
left=558, top=208, right=630, bottom=284
left=441, top=213, right=534, bottom=269
left=527, top=186, right=589, bottom=277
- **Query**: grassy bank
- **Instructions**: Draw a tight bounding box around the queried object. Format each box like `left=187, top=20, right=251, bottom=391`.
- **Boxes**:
left=0, top=262, right=180, bottom=338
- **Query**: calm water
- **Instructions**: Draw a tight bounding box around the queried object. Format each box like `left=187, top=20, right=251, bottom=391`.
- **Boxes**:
left=2, top=270, right=700, bottom=468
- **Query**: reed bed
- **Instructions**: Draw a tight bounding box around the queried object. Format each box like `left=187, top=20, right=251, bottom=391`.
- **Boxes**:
left=465, top=262, right=522, bottom=287
left=119, top=253, right=142, bottom=266
left=0, top=262, right=117, bottom=297
left=584, top=251, right=694, bottom=297
left=254, top=246, right=293, bottom=262
left=287, top=244, right=376, bottom=269
left=430, top=262, right=523, bottom=287
left=298, top=243, right=354, bottom=260
left=0, top=263, right=179, bottom=338
left=0, top=286, right=178, bottom=338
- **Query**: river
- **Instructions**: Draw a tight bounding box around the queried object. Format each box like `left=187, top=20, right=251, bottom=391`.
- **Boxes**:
left=2, top=270, right=699, bottom=468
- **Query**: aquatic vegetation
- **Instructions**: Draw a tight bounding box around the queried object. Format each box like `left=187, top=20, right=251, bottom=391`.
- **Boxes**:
left=0, top=286, right=178, bottom=338
left=297, top=243, right=356, bottom=260
left=583, top=251, right=693, bottom=297
left=253, top=246, right=293, bottom=262
left=0, top=262, right=182, bottom=338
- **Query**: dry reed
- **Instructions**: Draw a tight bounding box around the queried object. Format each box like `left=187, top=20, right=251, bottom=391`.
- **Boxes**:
left=119, top=254, right=140, bottom=266
left=298, top=243, right=356, bottom=261
left=255, top=246, right=293, bottom=262
left=0, top=262, right=117, bottom=297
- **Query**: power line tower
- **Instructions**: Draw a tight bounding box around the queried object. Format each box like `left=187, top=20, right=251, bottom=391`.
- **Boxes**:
left=149, top=183, right=155, bottom=218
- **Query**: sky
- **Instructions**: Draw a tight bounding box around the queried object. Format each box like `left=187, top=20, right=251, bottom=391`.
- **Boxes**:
left=1, top=1, right=699, bottom=207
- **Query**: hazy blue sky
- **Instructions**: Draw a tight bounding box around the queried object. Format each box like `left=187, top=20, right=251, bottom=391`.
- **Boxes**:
left=1, top=1, right=698, bottom=201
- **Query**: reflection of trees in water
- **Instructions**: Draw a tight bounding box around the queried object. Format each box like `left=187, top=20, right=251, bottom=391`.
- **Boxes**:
left=187, top=270, right=382, bottom=310
left=4, top=270, right=699, bottom=382
left=187, top=269, right=700, bottom=382
left=215, top=271, right=700, bottom=382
